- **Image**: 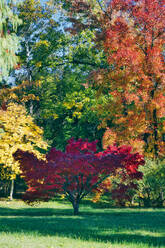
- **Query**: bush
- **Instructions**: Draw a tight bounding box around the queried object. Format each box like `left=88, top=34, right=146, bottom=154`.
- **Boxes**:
left=136, top=159, right=165, bottom=207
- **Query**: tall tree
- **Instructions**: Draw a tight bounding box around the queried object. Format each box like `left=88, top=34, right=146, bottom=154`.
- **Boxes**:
left=66, top=0, right=165, bottom=159
left=0, top=0, right=108, bottom=149
left=0, top=0, right=21, bottom=81
left=0, top=0, right=62, bottom=108
left=37, top=67, right=108, bottom=150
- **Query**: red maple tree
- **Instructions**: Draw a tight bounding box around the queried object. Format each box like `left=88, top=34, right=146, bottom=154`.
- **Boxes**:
left=65, top=0, right=165, bottom=159
left=101, top=0, right=165, bottom=158
left=14, top=138, right=144, bottom=214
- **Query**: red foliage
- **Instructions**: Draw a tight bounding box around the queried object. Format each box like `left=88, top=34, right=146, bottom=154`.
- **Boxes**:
left=13, top=138, right=144, bottom=213
left=101, top=0, right=165, bottom=158
left=66, top=0, right=165, bottom=159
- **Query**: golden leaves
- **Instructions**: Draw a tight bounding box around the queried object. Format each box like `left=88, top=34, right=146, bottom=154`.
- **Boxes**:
left=102, top=128, right=117, bottom=149
left=0, top=103, right=47, bottom=180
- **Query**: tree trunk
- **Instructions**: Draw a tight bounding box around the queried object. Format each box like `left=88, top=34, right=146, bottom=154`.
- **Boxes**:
left=72, top=200, right=80, bottom=215
left=30, top=101, right=33, bottom=115
left=153, top=108, right=158, bottom=159
left=9, top=179, right=14, bottom=201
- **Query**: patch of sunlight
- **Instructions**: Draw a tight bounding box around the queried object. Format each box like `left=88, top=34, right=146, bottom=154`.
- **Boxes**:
left=133, top=230, right=164, bottom=237
left=100, top=229, right=164, bottom=237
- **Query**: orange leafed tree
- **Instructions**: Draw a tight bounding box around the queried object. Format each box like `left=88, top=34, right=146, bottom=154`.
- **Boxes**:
left=67, top=0, right=165, bottom=158
left=87, top=0, right=165, bottom=159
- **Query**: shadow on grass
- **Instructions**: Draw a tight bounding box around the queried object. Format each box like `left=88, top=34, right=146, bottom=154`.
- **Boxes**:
left=0, top=206, right=165, bottom=247
left=0, top=206, right=73, bottom=216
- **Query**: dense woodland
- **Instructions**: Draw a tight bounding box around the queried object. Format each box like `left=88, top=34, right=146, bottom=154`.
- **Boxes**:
left=0, top=0, right=164, bottom=212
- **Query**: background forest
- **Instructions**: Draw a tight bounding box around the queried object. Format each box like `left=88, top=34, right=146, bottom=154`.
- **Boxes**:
left=0, top=0, right=164, bottom=208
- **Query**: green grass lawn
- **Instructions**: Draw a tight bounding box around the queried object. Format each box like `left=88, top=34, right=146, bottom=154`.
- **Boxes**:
left=0, top=199, right=165, bottom=248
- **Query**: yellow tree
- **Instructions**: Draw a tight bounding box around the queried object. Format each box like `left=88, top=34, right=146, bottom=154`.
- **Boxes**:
left=0, top=103, right=47, bottom=199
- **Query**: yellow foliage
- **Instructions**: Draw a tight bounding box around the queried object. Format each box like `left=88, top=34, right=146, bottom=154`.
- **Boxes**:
left=53, top=113, right=59, bottom=119
left=92, top=189, right=103, bottom=203
left=60, top=194, right=65, bottom=199
left=36, top=61, right=42, bottom=67
left=0, top=103, right=47, bottom=180
left=35, top=40, right=50, bottom=48
left=63, top=102, right=74, bottom=109
left=72, top=111, right=82, bottom=119
left=92, top=177, right=112, bottom=202
left=102, top=128, right=117, bottom=149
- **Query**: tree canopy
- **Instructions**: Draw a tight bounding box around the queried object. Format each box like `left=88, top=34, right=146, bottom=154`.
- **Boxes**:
left=0, top=0, right=21, bottom=80
left=14, top=138, right=144, bottom=214
left=0, top=103, right=47, bottom=181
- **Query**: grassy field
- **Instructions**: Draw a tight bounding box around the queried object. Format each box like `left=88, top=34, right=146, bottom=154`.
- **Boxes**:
left=0, top=199, right=165, bottom=248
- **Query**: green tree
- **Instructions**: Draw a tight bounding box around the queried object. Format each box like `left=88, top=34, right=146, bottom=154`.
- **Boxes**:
left=0, top=0, right=21, bottom=81
left=37, top=68, right=107, bottom=150
left=0, top=0, right=109, bottom=151
left=0, top=0, right=107, bottom=148
left=136, top=159, right=165, bottom=207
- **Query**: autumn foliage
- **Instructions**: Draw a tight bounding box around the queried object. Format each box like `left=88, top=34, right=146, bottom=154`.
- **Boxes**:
left=67, top=0, right=165, bottom=159
left=100, top=0, right=165, bottom=159
left=0, top=103, right=47, bottom=181
left=14, top=138, right=144, bottom=214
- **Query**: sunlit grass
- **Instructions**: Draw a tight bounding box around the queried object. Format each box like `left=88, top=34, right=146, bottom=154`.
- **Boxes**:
left=0, top=199, right=165, bottom=248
